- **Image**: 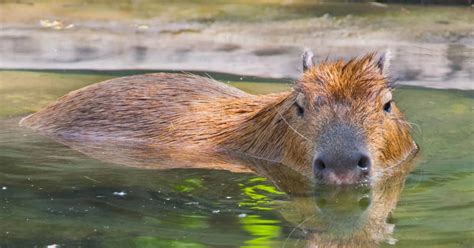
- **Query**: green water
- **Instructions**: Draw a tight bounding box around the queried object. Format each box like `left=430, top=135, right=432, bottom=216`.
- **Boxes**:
left=0, top=70, right=472, bottom=247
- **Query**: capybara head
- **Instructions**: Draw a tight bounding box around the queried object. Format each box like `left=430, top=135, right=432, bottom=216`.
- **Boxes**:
left=278, top=51, right=417, bottom=185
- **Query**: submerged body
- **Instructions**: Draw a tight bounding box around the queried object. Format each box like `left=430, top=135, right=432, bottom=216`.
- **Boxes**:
left=21, top=52, right=417, bottom=184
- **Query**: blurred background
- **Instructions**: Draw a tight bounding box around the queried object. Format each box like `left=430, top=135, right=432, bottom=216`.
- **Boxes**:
left=0, top=0, right=473, bottom=89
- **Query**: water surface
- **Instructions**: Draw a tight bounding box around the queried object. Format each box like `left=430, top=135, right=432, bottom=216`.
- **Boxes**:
left=0, top=70, right=472, bottom=247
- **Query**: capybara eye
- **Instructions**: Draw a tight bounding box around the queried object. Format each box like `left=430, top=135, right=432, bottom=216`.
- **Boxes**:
left=295, top=103, right=304, bottom=116
left=295, top=92, right=305, bottom=117
left=383, top=101, right=392, bottom=113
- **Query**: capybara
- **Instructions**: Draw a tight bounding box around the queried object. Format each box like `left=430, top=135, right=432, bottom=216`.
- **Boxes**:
left=20, top=51, right=418, bottom=184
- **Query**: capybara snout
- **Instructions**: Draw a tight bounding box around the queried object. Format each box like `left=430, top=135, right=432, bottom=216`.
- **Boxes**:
left=313, top=123, right=371, bottom=185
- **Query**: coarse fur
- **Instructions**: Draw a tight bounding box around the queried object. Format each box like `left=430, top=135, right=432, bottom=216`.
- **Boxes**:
left=20, top=52, right=417, bottom=183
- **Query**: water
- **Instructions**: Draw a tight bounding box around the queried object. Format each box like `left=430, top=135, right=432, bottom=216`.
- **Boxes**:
left=0, top=70, right=472, bottom=247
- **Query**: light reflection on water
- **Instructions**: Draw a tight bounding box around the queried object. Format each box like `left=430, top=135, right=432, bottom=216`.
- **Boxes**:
left=0, top=70, right=472, bottom=247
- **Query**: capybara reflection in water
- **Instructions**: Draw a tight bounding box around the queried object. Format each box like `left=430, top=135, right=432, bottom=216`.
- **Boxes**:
left=20, top=51, right=417, bottom=184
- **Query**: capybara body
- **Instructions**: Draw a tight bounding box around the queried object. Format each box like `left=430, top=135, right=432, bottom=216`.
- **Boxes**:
left=20, top=52, right=417, bottom=184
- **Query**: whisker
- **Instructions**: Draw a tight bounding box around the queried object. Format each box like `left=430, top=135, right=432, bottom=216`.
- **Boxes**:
left=405, top=121, right=422, bottom=134
left=390, top=116, right=423, bottom=135
left=372, top=144, right=418, bottom=179
left=283, top=213, right=317, bottom=248
left=275, top=110, right=313, bottom=144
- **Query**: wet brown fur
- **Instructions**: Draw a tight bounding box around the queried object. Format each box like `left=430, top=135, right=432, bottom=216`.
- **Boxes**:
left=20, top=53, right=416, bottom=177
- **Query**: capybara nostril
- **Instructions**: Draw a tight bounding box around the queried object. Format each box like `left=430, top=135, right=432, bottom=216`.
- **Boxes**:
left=357, top=153, right=371, bottom=171
left=314, top=158, right=327, bottom=171
left=313, top=150, right=372, bottom=184
left=315, top=151, right=370, bottom=171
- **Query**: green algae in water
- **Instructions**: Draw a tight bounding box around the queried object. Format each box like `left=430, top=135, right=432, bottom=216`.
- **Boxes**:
left=0, top=70, right=472, bottom=247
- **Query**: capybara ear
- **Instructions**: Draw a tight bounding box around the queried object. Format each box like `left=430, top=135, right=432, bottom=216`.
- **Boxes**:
left=377, top=50, right=392, bottom=75
left=302, top=49, right=315, bottom=72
